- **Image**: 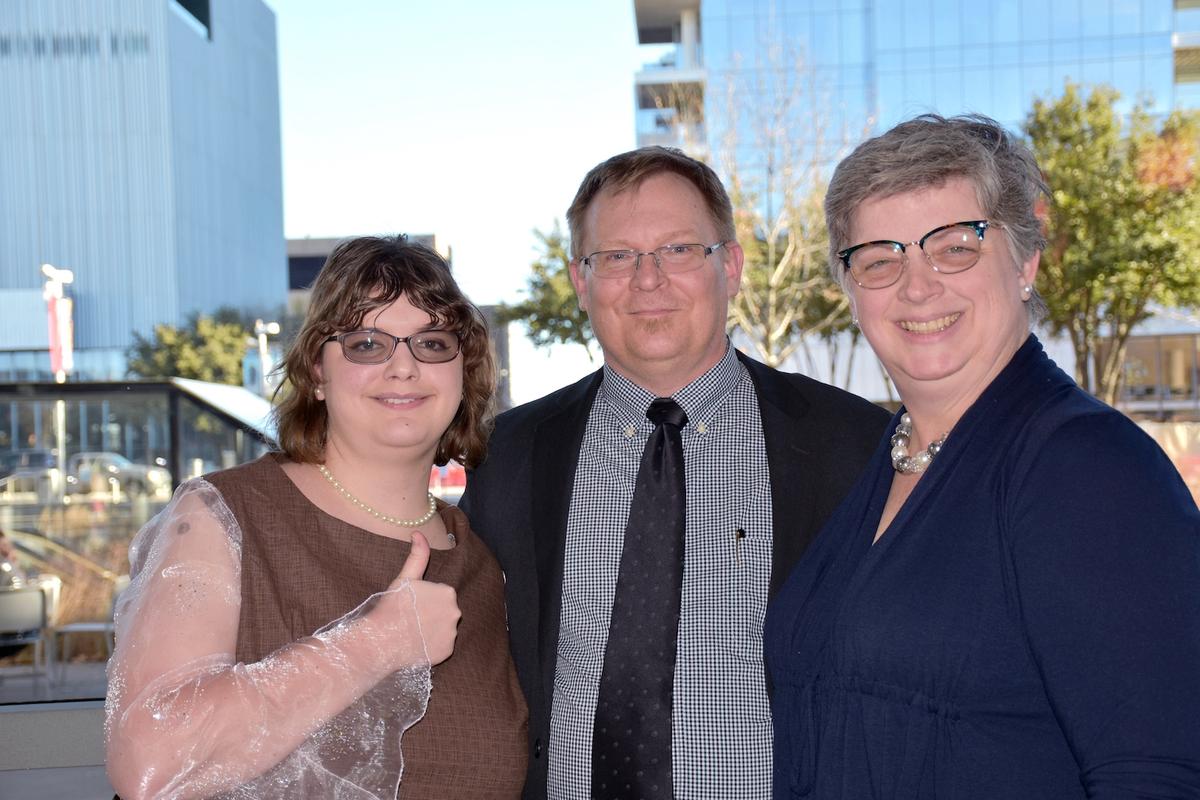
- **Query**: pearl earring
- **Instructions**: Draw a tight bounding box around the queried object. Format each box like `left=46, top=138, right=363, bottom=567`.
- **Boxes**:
left=315, top=388, right=325, bottom=401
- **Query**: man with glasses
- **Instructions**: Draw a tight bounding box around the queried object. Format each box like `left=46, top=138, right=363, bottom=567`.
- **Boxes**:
left=461, top=147, right=888, bottom=799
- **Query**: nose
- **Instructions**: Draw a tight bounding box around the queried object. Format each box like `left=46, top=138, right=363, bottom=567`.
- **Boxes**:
left=383, top=341, right=420, bottom=379
left=630, top=251, right=667, bottom=291
left=896, top=249, right=943, bottom=303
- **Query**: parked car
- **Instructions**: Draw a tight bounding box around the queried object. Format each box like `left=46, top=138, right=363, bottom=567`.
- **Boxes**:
left=67, top=452, right=172, bottom=499
left=0, top=449, right=63, bottom=501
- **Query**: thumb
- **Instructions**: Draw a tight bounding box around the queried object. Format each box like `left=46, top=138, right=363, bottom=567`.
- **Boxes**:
left=397, top=531, right=430, bottom=581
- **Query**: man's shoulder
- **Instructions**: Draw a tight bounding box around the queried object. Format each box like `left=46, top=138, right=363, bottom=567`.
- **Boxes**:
left=493, top=369, right=603, bottom=434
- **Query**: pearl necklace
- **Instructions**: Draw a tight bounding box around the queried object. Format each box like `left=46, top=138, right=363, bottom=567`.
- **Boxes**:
left=890, top=413, right=948, bottom=475
left=318, top=464, right=439, bottom=528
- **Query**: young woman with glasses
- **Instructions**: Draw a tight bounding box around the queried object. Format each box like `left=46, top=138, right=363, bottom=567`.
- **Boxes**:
left=106, top=236, right=527, bottom=799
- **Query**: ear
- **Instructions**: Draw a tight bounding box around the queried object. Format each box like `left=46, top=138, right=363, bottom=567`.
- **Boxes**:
left=569, top=259, right=590, bottom=314
left=722, top=240, right=745, bottom=299
left=1018, top=248, right=1040, bottom=294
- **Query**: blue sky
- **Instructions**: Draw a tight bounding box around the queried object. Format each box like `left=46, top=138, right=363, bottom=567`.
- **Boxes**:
left=270, top=1, right=663, bottom=400
left=273, top=0, right=656, bottom=303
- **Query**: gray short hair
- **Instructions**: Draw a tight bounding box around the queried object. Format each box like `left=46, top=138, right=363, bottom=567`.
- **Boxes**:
left=825, top=114, right=1049, bottom=322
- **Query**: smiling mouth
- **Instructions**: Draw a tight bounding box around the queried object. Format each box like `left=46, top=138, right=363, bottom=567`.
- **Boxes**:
left=898, top=313, right=961, bottom=334
left=376, top=396, right=424, bottom=406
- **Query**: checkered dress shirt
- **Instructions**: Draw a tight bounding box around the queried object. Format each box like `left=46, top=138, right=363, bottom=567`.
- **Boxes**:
left=548, top=345, right=774, bottom=799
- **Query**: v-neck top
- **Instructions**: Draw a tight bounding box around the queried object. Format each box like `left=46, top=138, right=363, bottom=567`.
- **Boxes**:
left=763, top=335, right=1200, bottom=799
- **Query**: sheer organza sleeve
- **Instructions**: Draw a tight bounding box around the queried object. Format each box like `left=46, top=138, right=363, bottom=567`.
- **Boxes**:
left=105, top=479, right=433, bottom=800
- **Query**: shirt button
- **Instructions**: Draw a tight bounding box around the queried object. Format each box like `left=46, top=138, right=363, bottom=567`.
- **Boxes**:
left=534, top=737, right=543, bottom=758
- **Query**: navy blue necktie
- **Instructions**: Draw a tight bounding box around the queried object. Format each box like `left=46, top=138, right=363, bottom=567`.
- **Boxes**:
left=592, top=397, right=688, bottom=799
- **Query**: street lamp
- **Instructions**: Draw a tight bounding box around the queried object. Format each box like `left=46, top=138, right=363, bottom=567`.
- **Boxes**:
left=254, top=318, right=280, bottom=397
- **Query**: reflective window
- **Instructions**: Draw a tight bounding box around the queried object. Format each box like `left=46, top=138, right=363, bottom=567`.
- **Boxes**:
left=812, top=12, right=840, bottom=65
left=1051, top=0, right=1083, bottom=39
left=873, top=3, right=900, bottom=51
left=933, top=71, right=964, bottom=114
left=992, top=66, right=1024, bottom=125
left=1081, top=1, right=1113, bottom=38
left=1111, top=57, right=1146, bottom=104
left=903, top=0, right=930, bottom=49
left=1053, top=37, right=1082, bottom=64
left=993, top=43, right=1021, bottom=67
left=905, top=68, right=936, bottom=111
left=930, top=0, right=961, bottom=48
left=933, top=46, right=960, bottom=70
left=989, top=0, right=1021, bottom=43
left=1112, top=0, right=1143, bottom=35
left=963, top=44, right=990, bottom=68
left=841, top=9, right=866, bottom=64
left=1022, top=61, right=1056, bottom=99
left=961, top=0, right=988, bottom=44
left=1143, top=0, right=1173, bottom=33
left=0, top=384, right=271, bottom=704
left=1179, top=8, right=1200, bottom=34
left=905, top=47, right=934, bottom=71
left=1081, top=36, right=1113, bottom=60
left=1022, top=39, right=1051, bottom=63
left=1082, top=59, right=1114, bottom=87
left=962, top=68, right=994, bottom=111
left=1177, top=80, right=1200, bottom=109
left=1021, top=0, right=1052, bottom=39
left=1111, top=35, right=1143, bottom=58
left=1146, top=53, right=1175, bottom=109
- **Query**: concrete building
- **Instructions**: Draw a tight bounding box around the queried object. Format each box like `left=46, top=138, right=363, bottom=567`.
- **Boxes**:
left=0, top=0, right=285, bottom=381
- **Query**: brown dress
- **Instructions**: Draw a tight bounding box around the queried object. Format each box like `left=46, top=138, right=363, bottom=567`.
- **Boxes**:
left=205, top=453, right=528, bottom=799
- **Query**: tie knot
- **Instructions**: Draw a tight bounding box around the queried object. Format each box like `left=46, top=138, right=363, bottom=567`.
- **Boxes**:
left=646, top=397, right=688, bottom=429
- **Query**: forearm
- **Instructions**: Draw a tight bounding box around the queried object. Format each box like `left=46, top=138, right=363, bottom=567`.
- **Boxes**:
left=107, top=586, right=428, bottom=800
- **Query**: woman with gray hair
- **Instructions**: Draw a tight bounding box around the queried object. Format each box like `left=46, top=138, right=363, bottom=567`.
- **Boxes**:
left=764, top=115, right=1200, bottom=798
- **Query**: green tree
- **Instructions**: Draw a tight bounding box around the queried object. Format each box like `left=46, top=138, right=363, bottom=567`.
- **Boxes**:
left=126, top=313, right=249, bottom=384
left=496, top=223, right=595, bottom=359
left=1025, top=83, right=1200, bottom=405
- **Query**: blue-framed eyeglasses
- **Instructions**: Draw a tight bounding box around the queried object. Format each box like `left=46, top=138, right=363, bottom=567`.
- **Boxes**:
left=837, top=220, right=997, bottom=289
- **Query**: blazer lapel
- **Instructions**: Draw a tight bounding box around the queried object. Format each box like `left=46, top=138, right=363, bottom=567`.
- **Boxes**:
left=738, top=353, right=820, bottom=597
left=531, top=369, right=602, bottom=713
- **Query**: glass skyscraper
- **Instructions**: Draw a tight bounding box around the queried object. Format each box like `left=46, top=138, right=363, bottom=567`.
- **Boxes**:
left=635, top=1, right=1200, bottom=153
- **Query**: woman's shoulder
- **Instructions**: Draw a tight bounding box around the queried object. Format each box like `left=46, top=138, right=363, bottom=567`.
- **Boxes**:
left=202, top=452, right=286, bottom=489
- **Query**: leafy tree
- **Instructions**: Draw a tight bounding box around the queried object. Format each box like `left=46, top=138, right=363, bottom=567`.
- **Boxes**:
left=1025, top=83, right=1200, bottom=405
left=126, top=313, right=249, bottom=384
left=495, top=223, right=595, bottom=359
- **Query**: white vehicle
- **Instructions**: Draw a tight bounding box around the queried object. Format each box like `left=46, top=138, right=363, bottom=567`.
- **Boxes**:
left=67, top=452, right=171, bottom=500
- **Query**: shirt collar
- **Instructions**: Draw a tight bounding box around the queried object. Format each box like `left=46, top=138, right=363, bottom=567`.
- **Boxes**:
left=599, top=344, right=742, bottom=427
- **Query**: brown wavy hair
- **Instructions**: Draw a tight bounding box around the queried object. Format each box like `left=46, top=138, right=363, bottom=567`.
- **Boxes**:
left=272, top=236, right=495, bottom=468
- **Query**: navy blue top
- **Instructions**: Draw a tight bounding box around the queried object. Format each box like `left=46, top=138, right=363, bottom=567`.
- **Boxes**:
left=764, top=336, right=1200, bottom=799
